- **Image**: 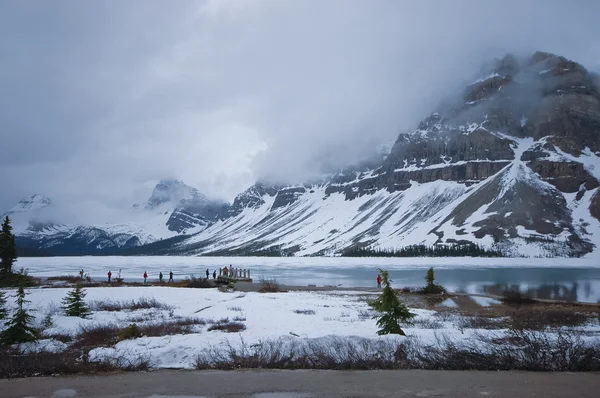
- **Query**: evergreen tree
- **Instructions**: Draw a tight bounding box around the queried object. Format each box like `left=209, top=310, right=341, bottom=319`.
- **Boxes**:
left=425, top=267, right=435, bottom=288
left=0, top=216, right=17, bottom=275
left=369, top=269, right=415, bottom=336
left=1, top=285, right=38, bottom=345
left=0, top=290, right=7, bottom=320
left=62, top=283, right=91, bottom=318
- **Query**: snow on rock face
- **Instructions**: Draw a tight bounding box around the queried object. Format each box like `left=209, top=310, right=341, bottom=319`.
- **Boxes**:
left=6, top=51, right=600, bottom=258
left=5, top=180, right=228, bottom=254
left=169, top=52, right=600, bottom=257
left=5, top=194, right=52, bottom=214
left=145, top=179, right=208, bottom=210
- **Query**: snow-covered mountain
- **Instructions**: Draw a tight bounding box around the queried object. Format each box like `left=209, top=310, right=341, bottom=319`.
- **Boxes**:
left=7, top=51, right=600, bottom=257
left=5, top=180, right=228, bottom=255
left=165, top=51, right=600, bottom=258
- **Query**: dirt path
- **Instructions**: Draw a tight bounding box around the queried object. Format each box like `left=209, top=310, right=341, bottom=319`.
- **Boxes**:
left=2, top=369, right=599, bottom=398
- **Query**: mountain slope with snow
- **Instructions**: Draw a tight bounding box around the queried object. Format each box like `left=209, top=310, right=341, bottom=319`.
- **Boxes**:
left=5, top=180, right=229, bottom=255
left=6, top=51, right=600, bottom=257
left=167, top=52, right=600, bottom=257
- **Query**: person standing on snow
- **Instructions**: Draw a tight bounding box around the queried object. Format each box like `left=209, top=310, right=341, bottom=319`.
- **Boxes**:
left=169, top=271, right=174, bottom=283
left=377, top=274, right=382, bottom=288
left=143, top=271, right=148, bottom=284
left=107, top=271, right=112, bottom=283
left=159, top=272, right=163, bottom=283
left=212, top=270, right=216, bottom=279
left=206, top=268, right=210, bottom=279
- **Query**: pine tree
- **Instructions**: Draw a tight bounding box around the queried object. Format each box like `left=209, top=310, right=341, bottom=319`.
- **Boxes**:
left=62, top=283, right=91, bottom=318
left=1, top=285, right=38, bottom=345
left=425, top=267, right=435, bottom=288
left=0, top=216, right=17, bottom=275
left=0, top=290, right=7, bottom=320
left=369, top=269, right=415, bottom=336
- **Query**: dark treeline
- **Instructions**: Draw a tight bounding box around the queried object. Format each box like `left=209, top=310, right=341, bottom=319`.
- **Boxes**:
left=341, top=243, right=505, bottom=258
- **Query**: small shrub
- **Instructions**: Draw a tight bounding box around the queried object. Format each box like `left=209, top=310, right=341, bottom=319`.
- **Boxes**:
left=41, top=313, right=54, bottom=330
left=119, top=324, right=143, bottom=341
left=41, top=332, right=73, bottom=344
left=258, top=278, right=282, bottom=293
left=433, top=311, right=456, bottom=322
left=418, top=284, right=446, bottom=294
left=137, top=317, right=206, bottom=337
left=232, top=315, right=246, bottom=322
left=77, top=323, right=120, bottom=348
left=89, top=297, right=172, bottom=312
left=0, top=272, right=40, bottom=288
left=0, top=346, right=151, bottom=378
left=412, top=317, right=444, bottom=329
left=47, top=275, right=82, bottom=283
left=228, top=306, right=243, bottom=312
left=186, top=275, right=214, bottom=289
left=417, top=267, right=446, bottom=294
left=207, top=322, right=246, bottom=333
left=294, top=309, right=316, bottom=315
left=457, top=315, right=504, bottom=330
left=357, top=309, right=373, bottom=320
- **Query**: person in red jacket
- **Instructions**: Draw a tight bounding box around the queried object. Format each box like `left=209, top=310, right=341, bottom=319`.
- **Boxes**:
left=143, top=271, right=148, bottom=284
left=376, top=274, right=382, bottom=288
left=107, top=271, right=112, bottom=283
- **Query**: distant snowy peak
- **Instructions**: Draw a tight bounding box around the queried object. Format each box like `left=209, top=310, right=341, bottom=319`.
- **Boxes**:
left=137, top=179, right=231, bottom=234
left=5, top=194, right=52, bottom=215
left=144, top=179, right=208, bottom=210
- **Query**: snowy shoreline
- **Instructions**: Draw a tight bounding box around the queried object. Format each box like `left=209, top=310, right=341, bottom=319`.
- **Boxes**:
left=1, top=284, right=599, bottom=371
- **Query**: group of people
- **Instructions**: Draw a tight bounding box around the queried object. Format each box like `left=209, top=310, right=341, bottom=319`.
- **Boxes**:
left=105, top=267, right=246, bottom=284
left=107, top=269, right=222, bottom=283
left=107, top=270, right=174, bottom=283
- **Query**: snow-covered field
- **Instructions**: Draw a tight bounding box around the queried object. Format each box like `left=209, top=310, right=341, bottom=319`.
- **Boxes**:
left=2, top=285, right=600, bottom=370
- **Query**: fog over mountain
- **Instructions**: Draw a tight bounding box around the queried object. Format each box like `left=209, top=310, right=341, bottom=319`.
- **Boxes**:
left=1, top=0, right=599, bottom=224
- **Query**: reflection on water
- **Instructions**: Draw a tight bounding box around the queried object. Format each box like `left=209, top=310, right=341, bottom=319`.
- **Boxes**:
left=257, top=267, right=600, bottom=303
left=481, top=282, right=582, bottom=302
left=22, top=256, right=600, bottom=303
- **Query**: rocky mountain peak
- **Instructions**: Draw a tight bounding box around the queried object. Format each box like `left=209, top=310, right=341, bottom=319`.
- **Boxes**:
left=5, top=194, right=52, bottom=215
left=145, top=179, right=207, bottom=210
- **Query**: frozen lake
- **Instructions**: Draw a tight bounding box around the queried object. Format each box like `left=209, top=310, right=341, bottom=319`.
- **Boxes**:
left=17, top=256, right=600, bottom=303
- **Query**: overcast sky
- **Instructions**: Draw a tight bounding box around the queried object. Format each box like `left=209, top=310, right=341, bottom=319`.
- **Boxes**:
left=1, top=0, right=599, bottom=214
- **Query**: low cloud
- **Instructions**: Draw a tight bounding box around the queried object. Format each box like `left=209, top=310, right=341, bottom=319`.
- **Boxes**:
left=1, top=0, right=599, bottom=219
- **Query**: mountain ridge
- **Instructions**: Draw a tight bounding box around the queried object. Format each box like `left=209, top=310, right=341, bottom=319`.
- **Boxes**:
left=7, top=51, right=600, bottom=258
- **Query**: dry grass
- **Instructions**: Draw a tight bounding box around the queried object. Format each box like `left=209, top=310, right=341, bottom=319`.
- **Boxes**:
left=46, top=275, right=83, bottom=283
left=506, top=308, right=592, bottom=330
left=76, top=323, right=120, bottom=348
left=89, top=297, right=173, bottom=312
left=258, top=278, right=283, bottom=293
left=194, top=330, right=600, bottom=371
left=207, top=320, right=246, bottom=333
left=294, top=309, right=316, bottom=315
left=0, top=346, right=151, bottom=378
left=185, top=275, right=215, bottom=289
